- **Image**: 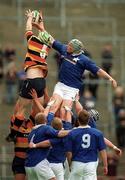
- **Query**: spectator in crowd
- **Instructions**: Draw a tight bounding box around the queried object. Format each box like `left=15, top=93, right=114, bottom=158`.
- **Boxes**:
left=0, top=44, right=4, bottom=80
left=112, top=86, right=125, bottom=123
left=4, top=43, right=16, bottom=64
left=101, top=44, right=113, bottom=75
left=0, top=44, right=4, bottom=104
left=84, top=49, right=92, bottom=59
left=87, top=72, right=99, bottom=100
left=17, top=66, right=26, bottom=92
left=84, top=49, right=99, bottom=100
left=116, top=109, right=125, bottom=148
left=80, top=89, right=96, bottom=110
left=4, top=59, right=17, bottom=104
left=113, top=92, right=125, bottom=149
left=79, top=49, right=93, bottom=98
left=106, top=150, right=119, bottom=180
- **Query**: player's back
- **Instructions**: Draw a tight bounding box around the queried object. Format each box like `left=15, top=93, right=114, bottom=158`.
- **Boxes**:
left=47, top=137, right=67, bottom=163
left=25, top=125, right=58, bottom=167
left=68, top=126, right=106, bottom=163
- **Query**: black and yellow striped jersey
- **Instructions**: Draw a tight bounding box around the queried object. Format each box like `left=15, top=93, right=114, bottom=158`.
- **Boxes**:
left=24, top=31, right=51, bottom=77
left=14, top=117, right=35, bottom=159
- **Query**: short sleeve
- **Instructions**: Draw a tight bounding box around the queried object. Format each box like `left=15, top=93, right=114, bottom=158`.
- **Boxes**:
left=25, top=30, right=34, bottom=41
left=63, top=121, right=73, bottom=130
left=97, top=133, right=106, bottom=151
left=82, top=56, right=100, bottom=75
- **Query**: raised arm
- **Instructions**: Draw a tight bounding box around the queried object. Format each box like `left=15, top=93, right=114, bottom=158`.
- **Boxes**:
left=104, top=137, right=122, bottom=156
left=25, top=9, right=33, bottom=31
left=32, top=10, right=45, bottom=31
left=97, top=68, right=117, bottom=88
left=31, top=9, right=55, bottom=46
left=29, top=89, right=45, bottom=113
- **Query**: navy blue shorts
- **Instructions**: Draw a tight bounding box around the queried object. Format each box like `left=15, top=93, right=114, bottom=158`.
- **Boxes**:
left=12, top=156, right=26, bottom=175
left=19, top=78, right=46, bottom=99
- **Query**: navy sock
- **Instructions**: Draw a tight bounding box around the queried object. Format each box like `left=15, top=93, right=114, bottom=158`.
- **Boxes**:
left=62, top=121, right=72, bottom=130
left=47, top=112, right=54, bottom=125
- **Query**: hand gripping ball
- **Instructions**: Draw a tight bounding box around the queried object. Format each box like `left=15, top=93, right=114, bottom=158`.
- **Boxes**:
left=32, top=10, right=40, bottom=23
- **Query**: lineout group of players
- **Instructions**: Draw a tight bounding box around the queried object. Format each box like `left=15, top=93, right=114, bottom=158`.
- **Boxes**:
left=6, top=9, right=122, bottom=180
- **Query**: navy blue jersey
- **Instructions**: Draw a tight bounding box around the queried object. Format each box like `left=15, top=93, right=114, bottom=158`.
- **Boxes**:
left=25, top=125, right=58, bottom=167
left=52, top=40, right=100, bottom=90
left=88, top=117, right=97, bottom=128
left=47, top=122, right=71, bottom=163
left=47, top=137, right=68, bottom=163
left=67, top=126, right=106, bottom=163
left=62, top=121, right=73, bottom=130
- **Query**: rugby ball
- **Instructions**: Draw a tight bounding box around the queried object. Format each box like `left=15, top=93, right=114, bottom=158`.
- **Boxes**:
left=32, top=10, right=40, bottom=23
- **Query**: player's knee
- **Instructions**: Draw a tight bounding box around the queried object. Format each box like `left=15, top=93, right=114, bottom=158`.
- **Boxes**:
left=47, top=99, right=59, bottom=113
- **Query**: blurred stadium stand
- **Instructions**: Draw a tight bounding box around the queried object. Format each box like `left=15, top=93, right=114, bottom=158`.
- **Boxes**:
left=0, top=0, right=125, bottom=179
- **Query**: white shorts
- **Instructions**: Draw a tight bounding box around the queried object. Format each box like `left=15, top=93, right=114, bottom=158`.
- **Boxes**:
left=53, top=82, right=79, bottom=101
left=64, top=159, right=70, bottom=180
left=69, top=161, right=98, bottom=180
left=50, top=163, right=64, bottom=180
left=25, top=159, right=55, bottom=180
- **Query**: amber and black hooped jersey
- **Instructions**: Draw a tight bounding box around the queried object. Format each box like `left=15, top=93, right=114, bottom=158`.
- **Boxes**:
left=14, top=118, right=35, bottom=159
left=24, top=31, right=51, bottom=77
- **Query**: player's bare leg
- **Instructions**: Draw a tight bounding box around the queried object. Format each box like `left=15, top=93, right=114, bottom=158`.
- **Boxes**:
left=60, top=99, right=73, bottom=121
left=14, top=173, right=26, bottom=180
left=44, top=93, right=62, bottom=125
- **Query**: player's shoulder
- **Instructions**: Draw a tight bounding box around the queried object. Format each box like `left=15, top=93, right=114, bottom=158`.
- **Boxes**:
left=70, top=127, right=82, bottom=135
left=79, top=52, right=91, bottom=62
left=90, top=128, right=103, bottom=136
left=33, top=124, right=48, bottom=131
left=46, top=124, right=54, bottom=130
left=54, top=40, right=65, bottom=48
left=68, top=127, right=76, bottom=136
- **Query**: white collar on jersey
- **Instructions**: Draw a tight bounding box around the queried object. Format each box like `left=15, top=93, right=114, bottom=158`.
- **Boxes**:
left=77, top=125, right=91, bottom=128
left=72, top=50, right=84, bottom=56
left=33, top=124, right=46, bottom=129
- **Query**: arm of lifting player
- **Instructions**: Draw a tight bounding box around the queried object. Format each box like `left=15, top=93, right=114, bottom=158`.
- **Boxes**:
left=25, top=9, right=33, bottom=31
left=97, top=68, right=117, bottom=88
left=29, top=89, right=45, bottom=113
left=99, top=149, right=108, bottom=175
left=32, top=10, right=45, bottom=31
left=104, top=137, right=122, bottom=156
